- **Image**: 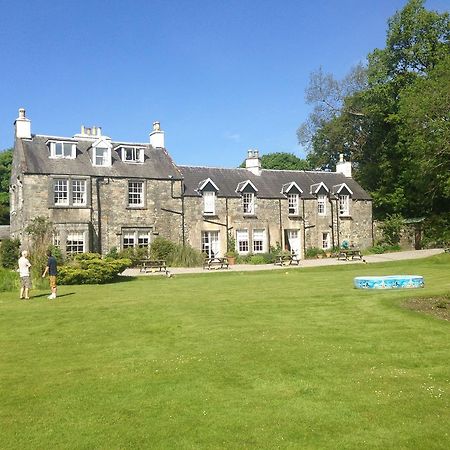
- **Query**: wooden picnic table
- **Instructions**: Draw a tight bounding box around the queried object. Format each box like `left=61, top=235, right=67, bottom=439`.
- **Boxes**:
left=139, top=259, right=168, bottom=274
left=203, top=257, right=229, bottom=270
left=274, top=254, right=300, bottom=266
left=337, top=249, right=363, bottom=261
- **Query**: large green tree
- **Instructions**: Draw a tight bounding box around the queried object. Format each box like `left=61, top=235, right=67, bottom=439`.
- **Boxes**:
left=0, top=148, right=12, bottom=225
left=299, top=0, right=450, bottom=220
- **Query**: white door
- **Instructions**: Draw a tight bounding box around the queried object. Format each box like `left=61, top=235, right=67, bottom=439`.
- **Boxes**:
left=202, top=231, right=220, bottom=258
left=287, top=230, right=301, bottom=257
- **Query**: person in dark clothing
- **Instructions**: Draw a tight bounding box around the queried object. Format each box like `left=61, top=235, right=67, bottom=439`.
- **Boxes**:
left=42, top=250, right=58, bottom=299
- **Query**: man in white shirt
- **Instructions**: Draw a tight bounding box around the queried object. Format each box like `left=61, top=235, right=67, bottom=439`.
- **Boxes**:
left=18, top=250, right=31, bottom=300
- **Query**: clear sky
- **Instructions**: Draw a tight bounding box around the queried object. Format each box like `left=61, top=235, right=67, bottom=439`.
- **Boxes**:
left=0, top=0, right=447, bottom=167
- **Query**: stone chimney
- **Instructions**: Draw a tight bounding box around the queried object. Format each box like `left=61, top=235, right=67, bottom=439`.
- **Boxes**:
left=335, top=153, right=352, bottom=177
left=245, top=149, right=262, bottom=176
left=14, top=108, right=31, bottom=139
left=150, top=121, right=164, bottom=148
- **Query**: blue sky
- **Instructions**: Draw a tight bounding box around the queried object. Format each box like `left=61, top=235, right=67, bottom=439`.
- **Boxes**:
left=1, top=0, right=447, bottom=167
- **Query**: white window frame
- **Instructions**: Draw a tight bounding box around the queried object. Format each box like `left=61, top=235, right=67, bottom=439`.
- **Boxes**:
left=93, top=146, right=111, bottom=167
left=288, top=193, right=299, bottom=215
left=339, top=195, right=350, bottom=216
left=121, top=146, right=144, bottom=163
left=122, top=228, right=152, bottom=250
left=72, top=179, right=87, bottom=206
left=128, top=181, right=144, bottom=207
left=54, top=179, right=69, bottom=206
left=318, top=195, right=327, bottom=215
left=201, top=231, right=220, bottom=258
left=252, top=229, right=265, bottom=253
left=203, top=191, right=216, bottom=215
left=322, top=232, right=331, bottom=250
left=237, top=229, right=249, bottom=254
left=66, top=232, right=85, bottom=254
left=49, top=141, right=76, bottom=159
left=242, top=192, right=255, bottom=215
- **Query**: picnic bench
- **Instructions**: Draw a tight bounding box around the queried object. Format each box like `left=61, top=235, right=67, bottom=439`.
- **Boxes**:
left=139, top=259, right=168, bottom=274
left=203, top=257, right=229, bottom=270
left=274, top=254, right=300, bottom=266
left=337, top=249, right=363, bottom=261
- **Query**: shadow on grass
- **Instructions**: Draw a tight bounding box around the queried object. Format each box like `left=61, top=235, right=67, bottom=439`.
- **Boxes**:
left=32, top=292, right=76, bottom=299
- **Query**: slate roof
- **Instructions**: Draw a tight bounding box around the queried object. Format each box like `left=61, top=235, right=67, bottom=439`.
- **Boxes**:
left=179, top=166, right=371, bottom=200
left=18, top=135, right=182, bottom=179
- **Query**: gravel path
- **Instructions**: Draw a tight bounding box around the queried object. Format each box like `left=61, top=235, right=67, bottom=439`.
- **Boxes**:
left=121, top=248, right=444, bottom=277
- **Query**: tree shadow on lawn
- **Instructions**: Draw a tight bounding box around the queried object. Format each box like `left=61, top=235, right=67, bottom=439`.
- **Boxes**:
left=32, top=292, right=76, bottom=299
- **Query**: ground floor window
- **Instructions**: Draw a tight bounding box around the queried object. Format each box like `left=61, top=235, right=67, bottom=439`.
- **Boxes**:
left=122, top=228, right=152, bottom=250
left=237, top=229, right=249, bottom=254
left=201, top=231, right=219, bottom=258
left=252, top=229, right=265, bottom=253
left=322, top=232, right=330, bottom=250
left=66, top=232, right=85, bottom=254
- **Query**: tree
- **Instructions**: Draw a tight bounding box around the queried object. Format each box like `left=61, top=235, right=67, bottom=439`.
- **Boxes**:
left=240, top=152, right=310, bottom=170
left=0, top=148, right=12, bottom=224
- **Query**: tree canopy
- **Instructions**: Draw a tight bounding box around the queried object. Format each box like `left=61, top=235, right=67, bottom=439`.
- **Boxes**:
left=298, top=0, right=450, bottom=221
left=0, top=148, right=12, bottom=225
left=240, top=152, right=310, bottom=171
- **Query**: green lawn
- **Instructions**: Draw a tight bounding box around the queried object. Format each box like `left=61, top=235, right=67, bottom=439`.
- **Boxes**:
left=1, top=255, right=449, bottom=449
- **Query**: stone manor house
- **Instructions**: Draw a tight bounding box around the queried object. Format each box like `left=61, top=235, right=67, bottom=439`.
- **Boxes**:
left=10, top=109, right=373, bottom=259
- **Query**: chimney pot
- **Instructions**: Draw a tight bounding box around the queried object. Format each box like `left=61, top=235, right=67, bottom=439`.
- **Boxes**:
left=150, top=121, right=164, bottom=148
left=15, top=107, right=31, bottom=139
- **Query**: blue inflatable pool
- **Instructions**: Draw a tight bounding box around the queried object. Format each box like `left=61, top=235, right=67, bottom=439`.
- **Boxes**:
left=354, top=275, right=424, bottom=289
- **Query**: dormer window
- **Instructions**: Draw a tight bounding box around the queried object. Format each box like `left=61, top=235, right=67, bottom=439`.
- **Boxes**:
left=288, top=194, right=299, bottom=215
left=203, top=191, right=216, bottom=215
left=92, top=137, right=112, bottom=167
left=243, top=192, right=255, bottom=214
left=318, top=195, right=327, bottom=215
left=49, top=141, right=76, bottom=159
left=339, top=195, right=350, bottom=216
left=121, top=146, right=144, bottom=163
left=95, top=147, right=109, bottom=166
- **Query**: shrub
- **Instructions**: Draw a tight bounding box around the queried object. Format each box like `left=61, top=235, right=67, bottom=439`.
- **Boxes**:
left=118, top=247, right=148, bottom=266
left=249, top=255, right=266, bottom=265
left=150, top=237, right=176, bottom=260
left=106, top=246, right=119, bottom=259
left=0, top=267, right=19, bottom=292
left=305, top=247, right=325, bottom=259
left=380, top=214, right=404, bottom=246
left=367, top=244, right=401, bottom=254
left=0, top=238, right=20, bottom=269
left=58, top=254, right=132, bottom=285
left=168, top=244, right=204, bottom=267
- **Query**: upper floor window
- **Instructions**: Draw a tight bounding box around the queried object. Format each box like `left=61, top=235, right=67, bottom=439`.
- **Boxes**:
left=288, top=193, right=299, bottom=215
left=128, top=181, right=144, bottom=207
left=318, top=195, right=327, bottom=215
left=49, top=141, right=76, bottom=159
left=203, top=191, right=216, bottom=215
left=243, top=192, right=255, bottom=215
left=52, top=178, right=88, bottom=207
left=339, top=195, right=350, bottom=216
left=54, top=179, right=69, bottom=205
left=121, top=146, right=144, bottom=163
left=253, top=229, right=265, bottom=253
left=94, top=147, right=109, bottom=166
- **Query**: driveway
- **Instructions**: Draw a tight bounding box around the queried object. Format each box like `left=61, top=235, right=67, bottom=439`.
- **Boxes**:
left=121, top=248, right=444, bottom=277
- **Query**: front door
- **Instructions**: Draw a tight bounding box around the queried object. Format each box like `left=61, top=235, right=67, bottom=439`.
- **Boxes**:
left=286, top=229, right=301, bottom=258
left=201, top=231, right=220, bottom=258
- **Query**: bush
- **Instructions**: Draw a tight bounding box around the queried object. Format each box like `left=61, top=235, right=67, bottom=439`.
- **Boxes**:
left=168, top=244, right=204, bottom=267
left=380, top=214, right=404, bottom=246
left=0, top=238, right=20, bottom=269
left=118, top=247, right=148, bottom=266
left=150, top=237, right=176, bottom=260
left=106, top=246, right=119, bottom=259
left=367, top=244, right=401, bottom=254
left=58, top=253, right=132, bottom=285
left=0, top=267, right=19, bottom=292
left=421, top=213, right=450, bottom=248
left=305, top=247, right=325, bottom=259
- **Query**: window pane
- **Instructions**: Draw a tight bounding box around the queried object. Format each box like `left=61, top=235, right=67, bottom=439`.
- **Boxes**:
left=63, top=143, right=73, bottom=157
left=66, top=232, right=84, bottom=254
left=55, top=143, right=63, bottom=156
left=72, top=180, right=86, bottom=205
left=54, top=179, right=68, bottom=205
left=203, top=191, right=215, bottom=214
left=128, top=181, right=144, bottom=206
left=95, top=147, right=108, bottom=165
left=237, top=230, right=249, bottom=253
left=243, top=193, right=254, bottom=214
left=253, top=229, right=264, bottom=253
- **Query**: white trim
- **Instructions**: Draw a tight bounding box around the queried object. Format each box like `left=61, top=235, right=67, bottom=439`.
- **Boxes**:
left=310, top=182, right=329, bottom=195
left=236, top=179, right=258, bottom=193
left=198, top=177, right=219, bottom=192
left=333, top=183, right=353, bottom=195
left=92, top=137, right=112, bottom=167
left=48, top=141, right=76, bottom=159
left=119, top=146, right=145, bottom=163
left=281, top=181, right=303, bottom=194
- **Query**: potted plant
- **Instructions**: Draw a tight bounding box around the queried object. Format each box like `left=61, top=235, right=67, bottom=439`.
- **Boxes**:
left=226, top=234, right=237, bottom=265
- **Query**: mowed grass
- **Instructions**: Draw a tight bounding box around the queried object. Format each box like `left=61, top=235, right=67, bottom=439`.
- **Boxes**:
left=1, top=255, right=449, bottom=449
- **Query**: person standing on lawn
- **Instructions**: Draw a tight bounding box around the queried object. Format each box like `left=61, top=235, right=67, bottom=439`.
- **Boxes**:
left=42, top=250, right=58, bottom=299
left=18, top=250, right=32, bottom=300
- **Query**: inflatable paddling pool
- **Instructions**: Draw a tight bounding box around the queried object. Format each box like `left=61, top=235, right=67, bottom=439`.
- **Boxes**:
left=354, top=275, right=424, bottom=289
